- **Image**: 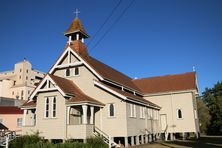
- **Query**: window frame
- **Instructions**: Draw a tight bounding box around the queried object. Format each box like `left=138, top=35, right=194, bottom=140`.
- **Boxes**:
left=108, top=103, right=115, bottom=118
left=65, top=68, right=71, bottom=77
left=52, top=97, right=56, bottom=118
left=74, top=67, right=80, bottom=76
left=17, top=118, right=23, bottom=127
left=44, top=97, right=49, bottom=118
left=176, top=108, right=183, bottom=119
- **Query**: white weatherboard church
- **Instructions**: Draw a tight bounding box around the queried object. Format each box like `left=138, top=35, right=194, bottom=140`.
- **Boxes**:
left=21, top=15, right=199, bottom=147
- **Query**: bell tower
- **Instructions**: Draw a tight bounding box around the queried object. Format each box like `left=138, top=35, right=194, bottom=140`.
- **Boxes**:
left=64, top=9, right=89, bottom=43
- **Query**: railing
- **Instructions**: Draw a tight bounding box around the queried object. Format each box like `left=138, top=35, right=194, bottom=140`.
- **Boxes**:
left=0, top=131, right=17, bottom=148
left=93, top=126, right=118, bottom=148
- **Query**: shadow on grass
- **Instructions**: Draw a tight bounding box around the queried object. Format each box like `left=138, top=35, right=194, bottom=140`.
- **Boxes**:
left=165, top=136, right=222, bottom=148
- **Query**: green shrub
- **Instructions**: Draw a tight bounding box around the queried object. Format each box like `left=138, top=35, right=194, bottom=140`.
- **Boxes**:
left=9, top=133, right=41, bottom=148
left=86, top=136, right=108, bottom=148
left=10, top=135, right=108, bottom=148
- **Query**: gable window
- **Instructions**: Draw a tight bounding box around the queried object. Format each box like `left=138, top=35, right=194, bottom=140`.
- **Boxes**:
left=52, top=97, right=56, bottom=117
left=66, top=68, right=70, bottom=77
left=17, top=118, right=23, bottom=127
left=177, top=109, right=183, bottom=119
left=74, top=67, right=79, bottom=76
left=108, top=103, right=115, bottom=117
left=45, top=98, right=49, bottom=118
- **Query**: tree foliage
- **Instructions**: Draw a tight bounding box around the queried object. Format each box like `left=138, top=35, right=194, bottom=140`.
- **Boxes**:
left=197, top=97, right=211, bottom=133
left=202, top=81, right=222, bottom=135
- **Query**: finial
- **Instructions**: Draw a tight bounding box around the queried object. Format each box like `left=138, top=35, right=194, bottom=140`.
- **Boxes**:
left=74, top=9, right=80, bottom=18
left=193, top=66, right=196, bottom=72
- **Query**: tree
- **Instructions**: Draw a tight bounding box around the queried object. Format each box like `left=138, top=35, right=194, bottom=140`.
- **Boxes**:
left=197, top=97, right=211, bottom=134
left=202, top=81, right=222, bottom=135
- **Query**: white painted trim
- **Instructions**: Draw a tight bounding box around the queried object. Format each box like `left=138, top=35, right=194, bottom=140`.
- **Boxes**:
left=21, top=107, right=36, bottom=110
left=94, top=80, right=127, bottom=100
left=143, top=89, right=196, bottom=97
left=49, top=48, right=69, bottom=74
left=107, top=103, right=116, bottom=118
left=49, top=47, right=104, bottom=80
left=30, top=75, right=66, bottom=100
left=38, top=88, right=57, bottom=92
left=44, top=97, right=49, bottom=118
left=176, top=108, right=183, bottom=119
left=103, top=79, right=143, bottom=96
left=94, top=80, right=160, bottom=109
left=55, top=61, right=83, bottom=69
left=66, top=102, right=104, bottom=107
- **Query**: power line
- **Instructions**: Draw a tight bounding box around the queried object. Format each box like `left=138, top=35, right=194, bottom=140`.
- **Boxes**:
left=87, top=0, right=122, bottom=47
left=89, top=0, right=135, bottom=52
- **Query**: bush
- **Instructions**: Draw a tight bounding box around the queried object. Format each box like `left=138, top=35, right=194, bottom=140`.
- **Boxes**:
left=86, top=136, right=108, bottom=148
left=9, top=133, right=41, bottom=148
left=9, top=135, right=108, bottom=148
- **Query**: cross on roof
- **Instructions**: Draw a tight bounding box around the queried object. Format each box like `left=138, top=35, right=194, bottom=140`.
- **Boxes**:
left=74, top=9, right=80, bottom=18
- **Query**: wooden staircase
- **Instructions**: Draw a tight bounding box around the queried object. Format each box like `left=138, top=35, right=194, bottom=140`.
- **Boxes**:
left=93, top=126, right=118, bottom=148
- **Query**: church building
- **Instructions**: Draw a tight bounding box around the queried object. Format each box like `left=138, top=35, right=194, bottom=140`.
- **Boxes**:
left=21, top=16, right=199, bottom=147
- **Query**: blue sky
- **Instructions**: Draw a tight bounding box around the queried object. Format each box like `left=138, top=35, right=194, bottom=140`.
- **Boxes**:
left=0, top=0, right=222, bottom=94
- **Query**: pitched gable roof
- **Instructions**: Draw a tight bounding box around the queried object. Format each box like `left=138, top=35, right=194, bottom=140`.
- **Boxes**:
left=84, top=56, right=141, bottom=91
left=132, top=72, right=197, bottom=94
left=94, top=80, right=160, bottom=109
left=48, top=74, right=103, bottom=105
left=64, top=18, right=89, bottom=38
left=66, top=41, right=141, bottom=91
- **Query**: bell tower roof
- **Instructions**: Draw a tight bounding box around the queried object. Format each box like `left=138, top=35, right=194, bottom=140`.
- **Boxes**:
left=64, top=17, right=89, bottom=38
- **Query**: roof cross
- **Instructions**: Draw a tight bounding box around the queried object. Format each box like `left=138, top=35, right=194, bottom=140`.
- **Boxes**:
left=74, top=9, right=80, bottom=18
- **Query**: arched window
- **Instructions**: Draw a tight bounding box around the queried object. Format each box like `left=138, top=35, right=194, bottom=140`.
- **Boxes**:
left=45, top=98, right=49, bottom=118
left=52, top=97, right=56, bottom=117
left=109, top=104, right=115, bottom=117
left=74, top=67, right=79, bottom=76
left=66, top=68, right=70, bottom=77
left=177, top=109, right=182, bottom=119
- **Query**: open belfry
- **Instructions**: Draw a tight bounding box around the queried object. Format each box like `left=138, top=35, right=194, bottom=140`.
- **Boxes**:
left=20, top=15, right=199, bottom=147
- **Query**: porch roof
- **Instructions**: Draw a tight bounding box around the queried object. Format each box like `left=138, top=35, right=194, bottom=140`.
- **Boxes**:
left=49, top=74, right=104, bottom=106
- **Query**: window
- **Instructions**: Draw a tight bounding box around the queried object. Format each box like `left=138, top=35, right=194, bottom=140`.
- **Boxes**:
left=45, top=98, right=49, bottom=118
left=139, top=106, right=145, bottom=118
left=12, top=91, right=14, bottom=95
left=108, top=103, right=115, bottom=117
left=17, top=118, right=23, bottom=127
left=19, top=75, right=21, bottom=79
left=20, top=69, right=22, bottom=72
left=26, top=76, right=28, bottom=80
left=28, top=90, right=30, bottom=94
left=52, top=97, right=56, bottom=117
left=74, top=67, right=79, bottom=76
left=177, top=109, right=183, bottom=119
left=26, top=69, right=28, bottom=73
left=130, top=104, right=136, bottom=118
left=66, top=68, right=70, bottom=77
left=148, top=108, right=153, bottom=119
